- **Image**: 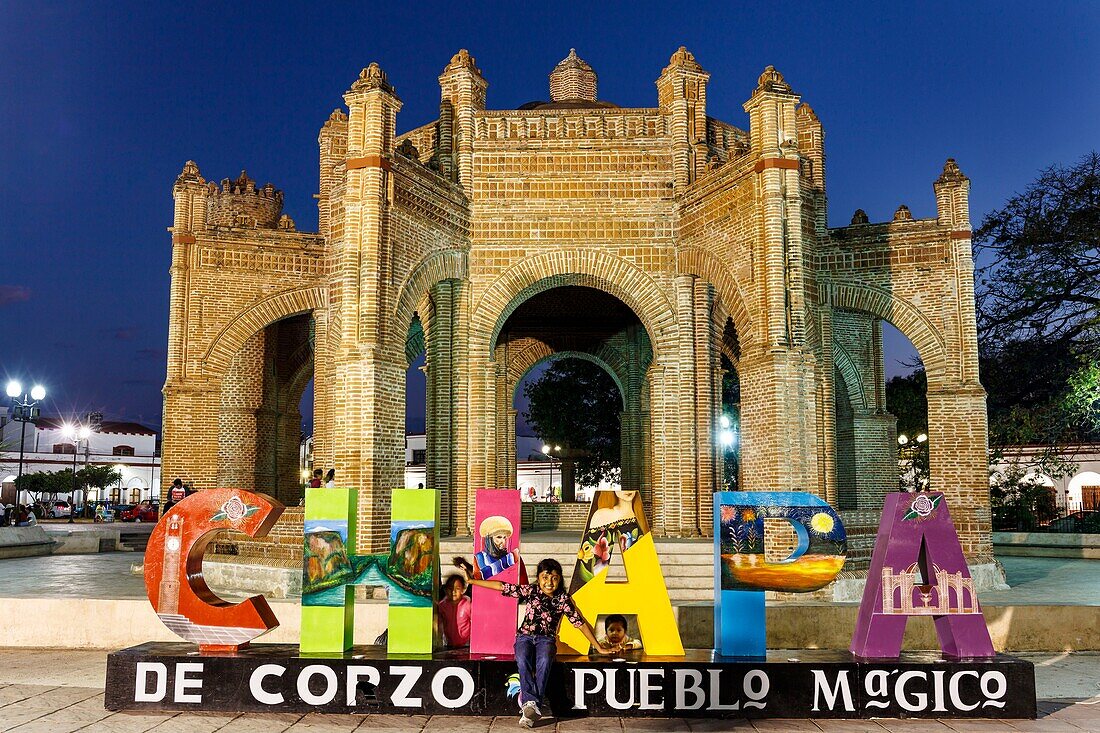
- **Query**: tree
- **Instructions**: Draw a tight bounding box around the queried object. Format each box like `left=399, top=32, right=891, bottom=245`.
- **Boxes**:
left=13, top=470, right=74, bottom=504
left=989, top=446, right=1075, bottom=531
left=885, top=369, right=927, bottom=440
left=975, top=151, right=1100, bottom=355
left=523, top=358, right=622, bottom=501
left=975, top=151, right=1100, bottom=446
left=78, top=465, right=121, bottom=496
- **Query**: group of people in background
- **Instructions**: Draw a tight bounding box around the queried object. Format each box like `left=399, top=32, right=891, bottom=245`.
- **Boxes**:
left=308, top=469, right=336, bottom=488
left=0, top=504, right=36, bottom=527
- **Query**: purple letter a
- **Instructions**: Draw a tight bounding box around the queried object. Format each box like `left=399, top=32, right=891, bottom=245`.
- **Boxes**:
left=850, top=492, right=995, bottom=659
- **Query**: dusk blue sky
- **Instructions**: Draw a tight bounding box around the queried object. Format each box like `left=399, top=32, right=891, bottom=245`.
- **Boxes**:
left=1, top=2, right=1097, bottom=433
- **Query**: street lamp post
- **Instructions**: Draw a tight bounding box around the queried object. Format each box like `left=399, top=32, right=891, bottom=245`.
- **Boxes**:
left=61, top=423, right=92, bottom=523
left=5, top=381, right=46, bottom=480
left=541, top=444, right=561, bottom=501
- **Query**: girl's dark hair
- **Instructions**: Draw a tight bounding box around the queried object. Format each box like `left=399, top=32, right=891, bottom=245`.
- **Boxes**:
left=324, top=469, right=335, bottom=482
left=536, top=558, right=565, bottom=593
left=443, top=574, right=466, bottom=593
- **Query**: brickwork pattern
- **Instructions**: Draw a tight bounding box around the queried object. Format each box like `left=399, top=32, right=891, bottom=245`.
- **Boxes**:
left=162, top=48, right=991, bottom=566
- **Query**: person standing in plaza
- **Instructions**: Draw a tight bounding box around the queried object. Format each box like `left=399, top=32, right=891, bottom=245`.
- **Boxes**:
left=324, top=469, right=335, bottom=488
left=308, top=469, right=322, bottom=488
left=166, top=478, right=186, bottom=510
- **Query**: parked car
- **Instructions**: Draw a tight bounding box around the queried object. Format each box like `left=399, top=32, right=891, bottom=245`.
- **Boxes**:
left=46, top=500, right=73, bottom=518
left=119, top=499, right=160, bottom=523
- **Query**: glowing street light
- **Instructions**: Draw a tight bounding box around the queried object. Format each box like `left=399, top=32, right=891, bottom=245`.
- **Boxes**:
left=6, top=380, right=47, bottom=479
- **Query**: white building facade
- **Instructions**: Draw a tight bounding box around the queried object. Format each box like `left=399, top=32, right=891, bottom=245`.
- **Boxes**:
left=0, top=416, right=161, bottom=507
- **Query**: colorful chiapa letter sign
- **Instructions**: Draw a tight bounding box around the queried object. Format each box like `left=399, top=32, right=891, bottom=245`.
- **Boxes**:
left=560, top=490, right=683, bottom=655
left=387, top=489, right=440, bottom=654
left=144, top=488, right=284, bottom=652
left=300, top=486, right=358, bottom=653
left=850, top=491, right=995, bottom=659
left=470, top=489, right=526, bottom=654
left=715, top=491, right=847, bottom=657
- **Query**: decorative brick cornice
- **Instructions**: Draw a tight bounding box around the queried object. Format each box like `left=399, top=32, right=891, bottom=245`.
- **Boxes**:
left=949, top=230, right=973, bottom=240
left=753, top=158, right=799, bottom=173
left=172, top=233, right=196, bottom=245
left=347, top=155, right=392, bottom=171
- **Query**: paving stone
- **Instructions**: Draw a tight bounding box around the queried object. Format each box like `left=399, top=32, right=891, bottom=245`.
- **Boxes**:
left=813, top=720, right=889, bottom=732
left=355, top=714, right=429, bottom=731
left=421, top=715, right=490, bottom=733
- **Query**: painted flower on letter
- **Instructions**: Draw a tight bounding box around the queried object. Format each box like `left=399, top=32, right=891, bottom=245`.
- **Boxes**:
left=903, top=493, right=942, bottom=521
left=212, top=495, right=259, bottom=523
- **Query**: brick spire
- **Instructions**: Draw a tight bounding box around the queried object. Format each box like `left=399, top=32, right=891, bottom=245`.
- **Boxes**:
left=549, top=49, right=597, bottom=102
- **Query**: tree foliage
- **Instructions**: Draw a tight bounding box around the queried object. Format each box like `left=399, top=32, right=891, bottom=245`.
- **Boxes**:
left=885, top=369, right=927, bottom=440
left=975, top=151, right=1100, bottom=352
left=14, top=470, right=76, bottom=501
left=78, top=464, right=121, bottom=492
left=523, top=358, right=622, bottom=492
left=975, top=151, right=1100, bottom=445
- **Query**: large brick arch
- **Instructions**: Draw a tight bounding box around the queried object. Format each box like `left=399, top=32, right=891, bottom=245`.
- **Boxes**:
left=676, top=246, right=755, bottom=348
left=472, top=249, right=675, bottom=358
left=390, top=249, right=467, bottom=352
left=833, top=343, right=868, bottom=411
left=503, top=335, right=636, bottom=409
left=202, top=286, right=327, bottom=378
left=818, top=281, right=947, bottom=379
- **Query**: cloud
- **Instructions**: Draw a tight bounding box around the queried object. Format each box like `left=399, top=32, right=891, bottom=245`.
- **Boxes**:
left=0, top=285, right=31, bottom=306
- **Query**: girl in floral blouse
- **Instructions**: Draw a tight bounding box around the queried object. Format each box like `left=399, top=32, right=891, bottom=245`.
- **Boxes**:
left=464, top=558, right=610, bottom=728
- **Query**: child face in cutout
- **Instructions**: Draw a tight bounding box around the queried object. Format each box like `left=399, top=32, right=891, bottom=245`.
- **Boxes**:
left=605, top=620, right=628, bottom=647
left=448, top=577, right=466, bottom=602
left=537, top=569, right=561, bottom=596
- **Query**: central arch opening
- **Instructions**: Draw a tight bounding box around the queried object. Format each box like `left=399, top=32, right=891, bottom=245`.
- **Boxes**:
left=495, top=285, right=652, bottom=507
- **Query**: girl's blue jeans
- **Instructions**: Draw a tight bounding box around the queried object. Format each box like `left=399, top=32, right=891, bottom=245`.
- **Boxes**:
left=514, top=633, right=556, bottom=706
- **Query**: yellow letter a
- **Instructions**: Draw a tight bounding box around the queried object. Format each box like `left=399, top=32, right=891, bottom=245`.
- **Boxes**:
left=558, top=491, right=684, bottom=655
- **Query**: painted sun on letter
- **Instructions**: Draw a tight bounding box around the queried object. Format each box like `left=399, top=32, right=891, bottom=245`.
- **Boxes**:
left=810, top=512, right=834, bottom=534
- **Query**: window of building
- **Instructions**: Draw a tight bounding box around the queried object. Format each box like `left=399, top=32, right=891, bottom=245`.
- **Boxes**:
left=130, top=488, right=141, bottom=503
left=113, top=445, right=135, bottom=456
left=412, top=449, right=426, bottom=465
left=53, top=444, right=76, bottom=454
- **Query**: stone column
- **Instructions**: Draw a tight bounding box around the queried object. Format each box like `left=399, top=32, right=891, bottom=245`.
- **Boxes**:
left=217, top=330, right=265, bottom=490
left=331, top=62, right=406, bottom=553
left=927, top=386, right=992, bottom=562
left=438, top=49, right=487, bottom=189
left=426, top=281, right=455, bottom=497
left=656, top=46, right=710, bottom=189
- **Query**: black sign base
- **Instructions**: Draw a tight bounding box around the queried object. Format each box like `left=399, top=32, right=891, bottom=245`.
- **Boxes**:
left=105, top=644, right=1036, bottom=719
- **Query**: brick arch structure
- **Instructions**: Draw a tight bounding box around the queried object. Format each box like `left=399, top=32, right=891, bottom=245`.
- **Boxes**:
left=165, top=50, right=993, bottom=570
left=505, top=341, right=630, bottom=406
left=202, top=287, right=327, bottom=379
left=472, top=249, right=675, bottom=358
left=832, top=343, right=868, bottom=411
left=676, top=246, right=755, bottom=349
left=390, top=249, right=468, bottom=354
left=818, top=282, right=946, bottom=380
